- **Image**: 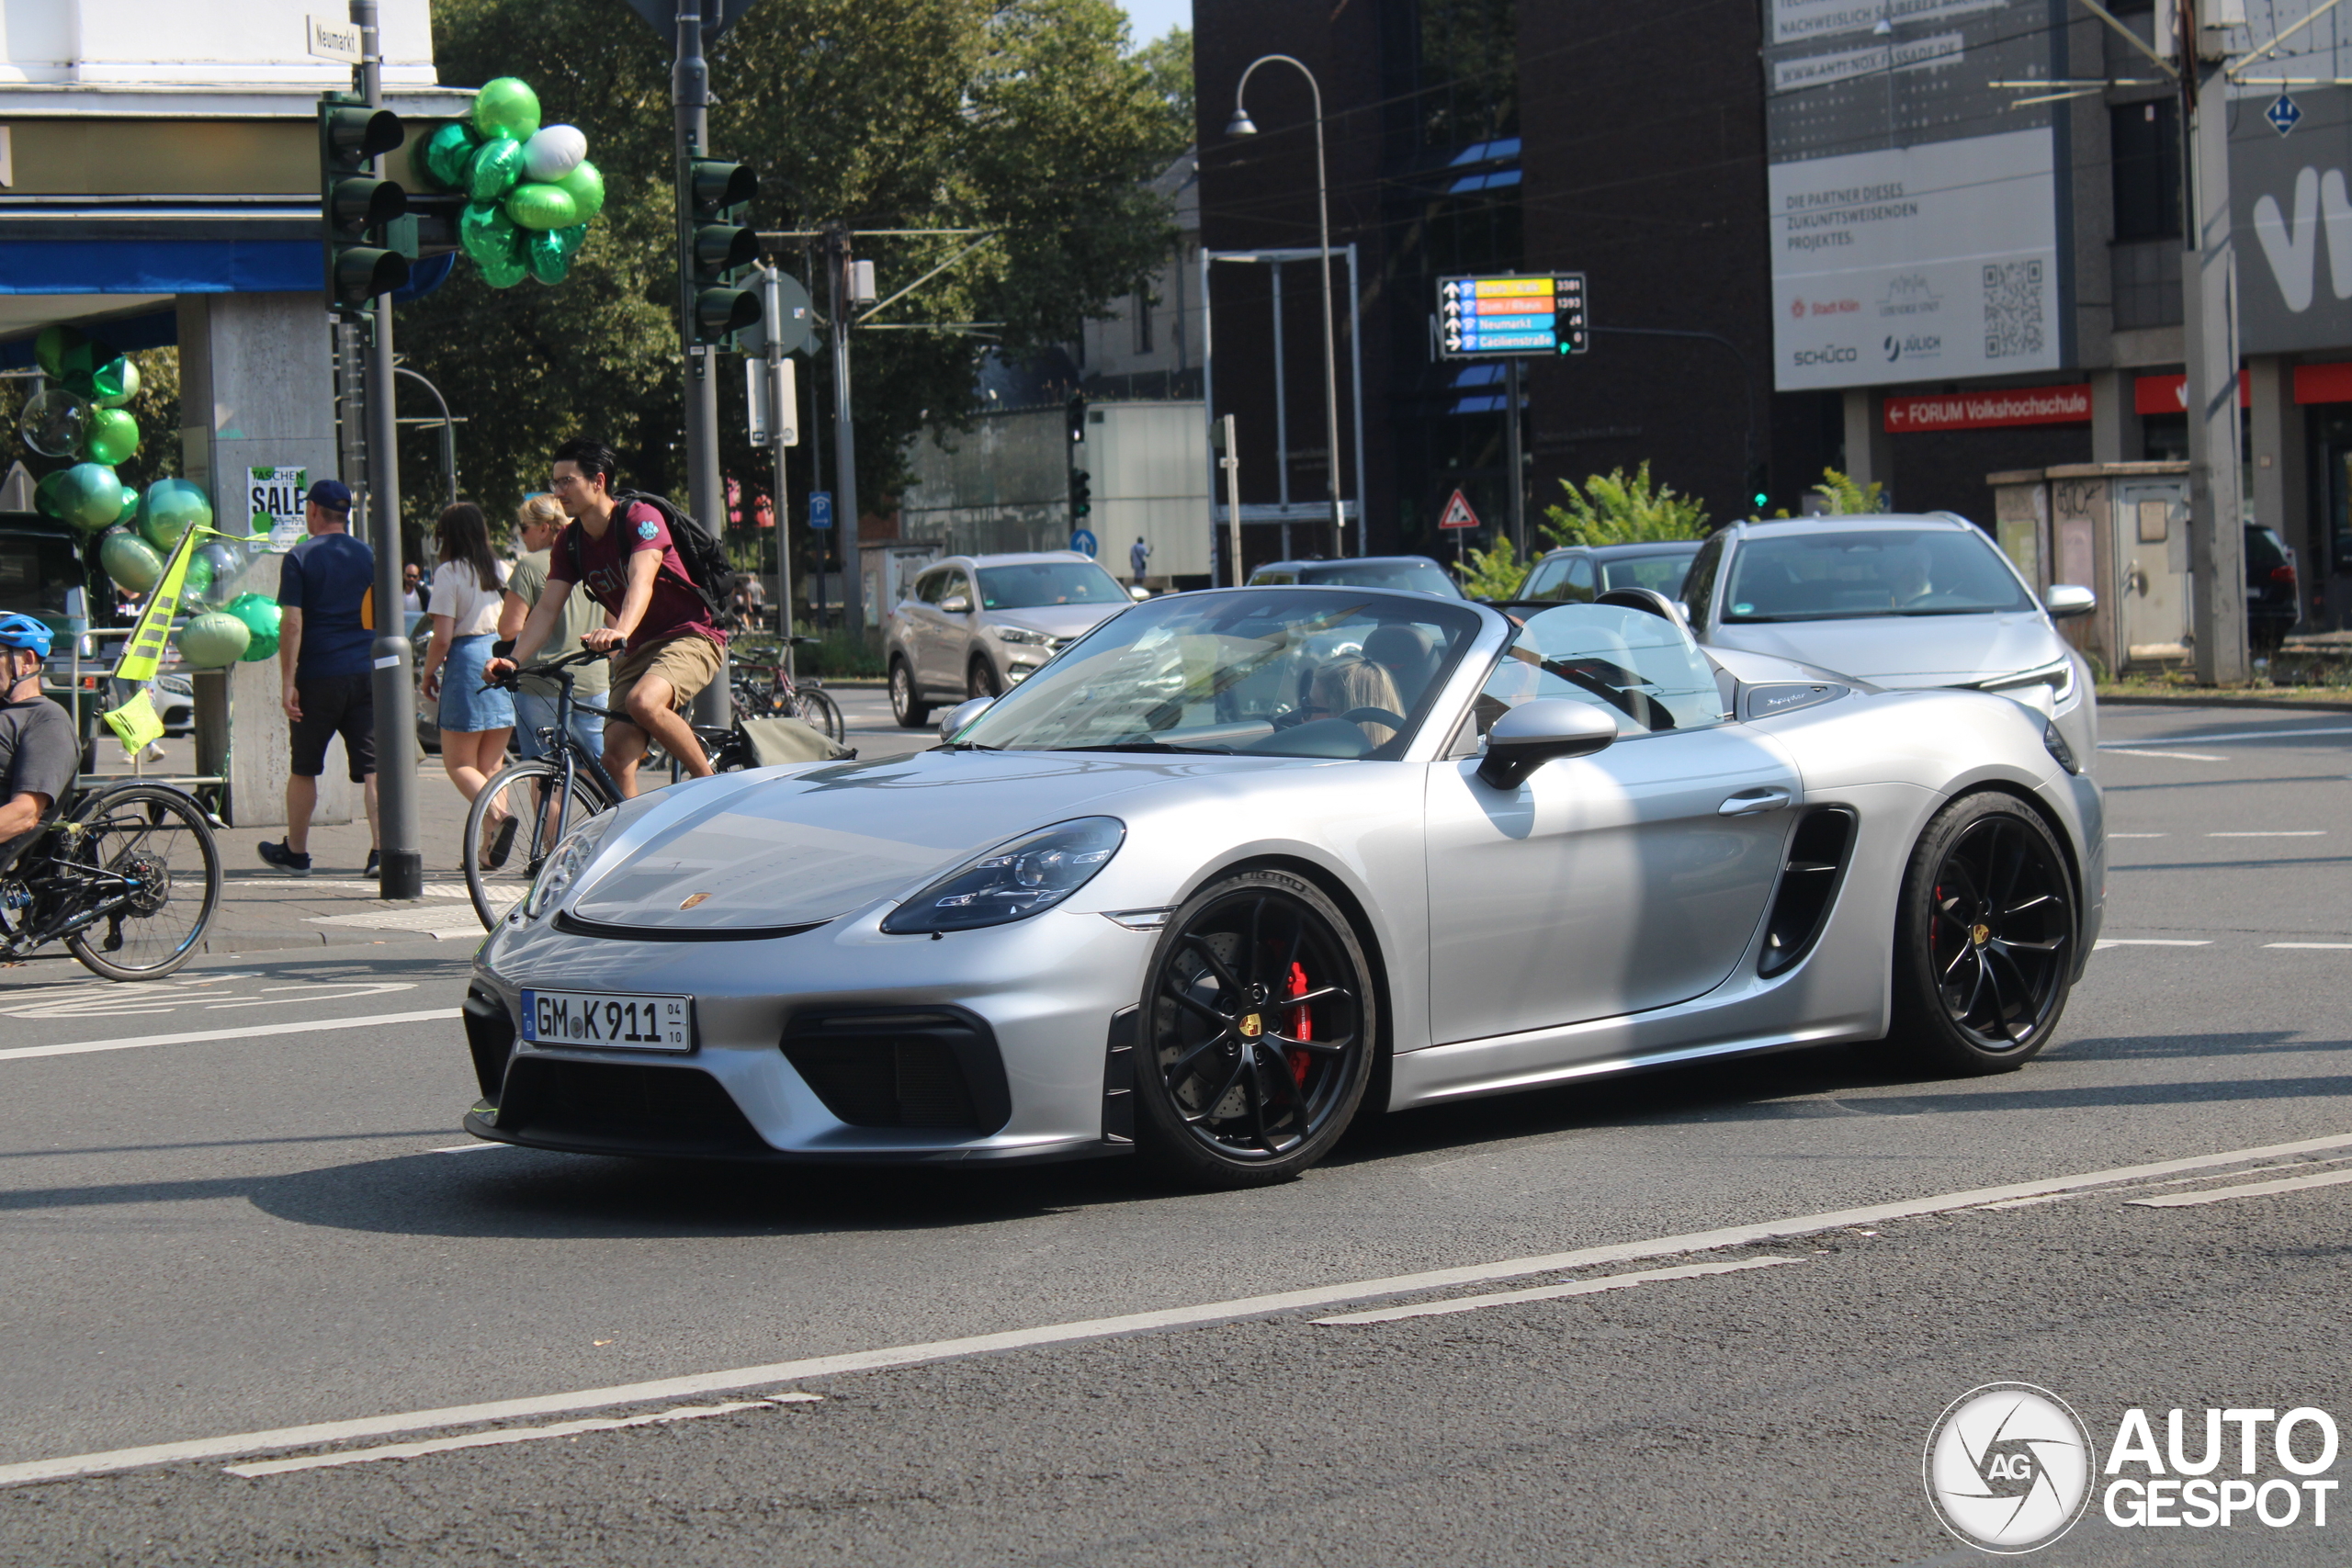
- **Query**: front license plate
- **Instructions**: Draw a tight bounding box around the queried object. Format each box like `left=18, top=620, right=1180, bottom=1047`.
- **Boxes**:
left=520, top=988, right=695, bottom=1052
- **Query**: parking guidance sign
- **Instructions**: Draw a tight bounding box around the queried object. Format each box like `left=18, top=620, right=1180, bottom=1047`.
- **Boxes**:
left=1438, top=274, right=1589, bottom=359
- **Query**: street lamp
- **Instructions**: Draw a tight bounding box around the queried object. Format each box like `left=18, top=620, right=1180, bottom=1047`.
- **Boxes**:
left=1228, top=54, right=1349, bottom=551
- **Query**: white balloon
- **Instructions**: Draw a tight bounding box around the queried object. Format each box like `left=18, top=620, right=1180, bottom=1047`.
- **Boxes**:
left=522, top=124, right=589, bottom=183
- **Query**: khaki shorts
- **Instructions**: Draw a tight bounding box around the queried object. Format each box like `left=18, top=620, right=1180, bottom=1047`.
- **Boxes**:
left=607, top=633, right=723, bottom=720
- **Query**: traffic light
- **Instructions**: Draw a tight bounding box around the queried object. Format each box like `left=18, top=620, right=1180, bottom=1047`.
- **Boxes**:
left=319, top=96, right=410, bottom=312
left=1066, top=394, right=1087, bottom=445
left=1746, top=458, right=1771, bottom=513
left=1069, top=468, right=1092, bottom=523
left=686, top=157, right=760, bottom=344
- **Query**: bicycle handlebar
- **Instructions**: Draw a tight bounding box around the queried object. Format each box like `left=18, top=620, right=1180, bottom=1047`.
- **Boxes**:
left=484, top=646, right=611, bottom=691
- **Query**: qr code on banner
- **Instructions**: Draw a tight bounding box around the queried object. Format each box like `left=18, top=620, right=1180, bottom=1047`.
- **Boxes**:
left=1984, top=261, right=2045, bottom=359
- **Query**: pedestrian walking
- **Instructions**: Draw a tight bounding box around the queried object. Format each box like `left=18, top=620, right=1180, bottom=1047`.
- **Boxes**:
left=417, top=502, right=518, bottom=868
left=258, top=479, right=380, bottom=877
left=401, top=562, right=425, bottom=615
left=1129, top=536, right=1150, bottom=587
left=500, top=493, right=608, bottom=767
left=485, top=438, right=727, bottom=799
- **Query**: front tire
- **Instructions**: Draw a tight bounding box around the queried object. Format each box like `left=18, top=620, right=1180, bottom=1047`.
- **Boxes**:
left=888, top=658, right=930, bottom=728
left=967, top=656, right=1001, bottom=702
left=62, top=784, right=221, bottom=981
left=1133, top=870, right=1377, bottom=1188
left=1889, top=793, right=2076, bottom=1075
left=466, top=758, right=613, bottom=929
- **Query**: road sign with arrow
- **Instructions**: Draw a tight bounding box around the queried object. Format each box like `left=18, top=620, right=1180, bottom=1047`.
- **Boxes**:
left=1438, top=273, right=1589, bottom=360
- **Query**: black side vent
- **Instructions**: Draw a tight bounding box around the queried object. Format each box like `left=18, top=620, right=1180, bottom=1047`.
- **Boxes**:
left=462, top=983, right=516, bottom=1103
left=1759, top=808, right=1857, bottom=977
left=496, top=1058, right=769, bottom=1156
left=780, top=1009, right=1012, bottom=1134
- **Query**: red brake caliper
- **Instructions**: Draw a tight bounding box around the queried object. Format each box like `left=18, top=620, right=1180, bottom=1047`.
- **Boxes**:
left=1285, top=962, right=1311, bottom=1084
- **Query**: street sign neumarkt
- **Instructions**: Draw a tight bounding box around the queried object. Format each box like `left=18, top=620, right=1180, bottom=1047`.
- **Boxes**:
left=306, top=14, right=362, bottom=62
left=1438, top=273, right=1589, bottom=359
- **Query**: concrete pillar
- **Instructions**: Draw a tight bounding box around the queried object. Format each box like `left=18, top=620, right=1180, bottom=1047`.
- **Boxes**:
left=2090, top=369, right=2143, bottom=464
left=1841, top=387, right=1894, bottom=498
left=176, top=292, right=354, bottom=829
left=2246, top=355, right=2312, bottom=624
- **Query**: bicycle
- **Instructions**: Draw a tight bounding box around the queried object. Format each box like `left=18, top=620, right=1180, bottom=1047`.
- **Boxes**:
left=729, top=636, right=843, bottom=743
left=464, top=649, right=774, bottom=929
left=0, top=778, right=222, bottom=980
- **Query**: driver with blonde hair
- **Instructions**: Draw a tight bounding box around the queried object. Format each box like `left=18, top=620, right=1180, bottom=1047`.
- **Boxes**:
left=1308, top=656, right=1404, bottom=747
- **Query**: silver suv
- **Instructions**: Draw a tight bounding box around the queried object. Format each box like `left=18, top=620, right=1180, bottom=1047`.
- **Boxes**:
left=886, top=551, right=1138, bottom=728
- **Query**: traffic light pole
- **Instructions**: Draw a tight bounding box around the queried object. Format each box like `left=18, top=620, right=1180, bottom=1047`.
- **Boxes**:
left=826, top=225, right=863, bottom=642
left=352, top=0, right=422, bottom=901
left=671, top=0, right=731, bottom=725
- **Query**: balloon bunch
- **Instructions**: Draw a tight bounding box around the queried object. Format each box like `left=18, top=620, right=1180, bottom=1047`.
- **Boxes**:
left=416, top=77, right=601, bottom=288
left=23, top=324, right=146, bottom=537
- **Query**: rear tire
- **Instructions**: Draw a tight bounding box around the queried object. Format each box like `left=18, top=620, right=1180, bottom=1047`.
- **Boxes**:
left=1889, top=792, right=2077, bottom=1075
left=1132, top=870, right=1377, bottom=1188
left=888, top=659, right=930, bottom=728
left=62, top=784, right=221, bottom=981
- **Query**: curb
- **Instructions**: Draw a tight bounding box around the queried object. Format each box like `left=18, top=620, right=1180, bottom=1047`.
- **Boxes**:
left=198, top=927, right=484, bottom=955
left=2098, top=692, right=2352, bottom=714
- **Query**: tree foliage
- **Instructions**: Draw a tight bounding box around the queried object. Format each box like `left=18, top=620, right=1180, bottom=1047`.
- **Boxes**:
left=1453, top=535, right=1528, bottom=601
left=1809, top=468, right=1886, bottom=515
left=407, top=0, right=1185, bottom=556
left=1541, top=462, right=1710, bottom=547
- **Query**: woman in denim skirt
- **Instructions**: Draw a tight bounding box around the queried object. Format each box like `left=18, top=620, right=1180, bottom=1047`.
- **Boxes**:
left=417, top=502, right=518, bottom=868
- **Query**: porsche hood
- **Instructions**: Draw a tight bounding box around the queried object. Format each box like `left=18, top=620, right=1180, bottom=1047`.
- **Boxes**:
left=566, top=750, right=1290, bottom=932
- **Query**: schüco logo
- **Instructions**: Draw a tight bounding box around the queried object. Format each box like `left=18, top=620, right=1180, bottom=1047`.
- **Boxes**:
left=1792, top=345, right=1859, bottom=366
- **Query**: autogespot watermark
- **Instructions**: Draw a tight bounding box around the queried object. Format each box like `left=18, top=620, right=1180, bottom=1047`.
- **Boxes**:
left=1925, top=1385, right=2341, bottom=1553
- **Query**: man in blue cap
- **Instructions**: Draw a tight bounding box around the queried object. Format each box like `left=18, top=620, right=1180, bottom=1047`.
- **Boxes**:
left=258, top=479, right=381, bottom=875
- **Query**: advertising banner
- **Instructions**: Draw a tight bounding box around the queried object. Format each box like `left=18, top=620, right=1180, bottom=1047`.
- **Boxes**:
left=2235, top=83, right=2352, bottom=355
left=1763, top=0, right=2064, bottom=391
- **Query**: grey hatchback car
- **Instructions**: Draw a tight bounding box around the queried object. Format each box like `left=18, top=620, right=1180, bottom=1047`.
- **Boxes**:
left=887, top=551, right=1138, bottom=727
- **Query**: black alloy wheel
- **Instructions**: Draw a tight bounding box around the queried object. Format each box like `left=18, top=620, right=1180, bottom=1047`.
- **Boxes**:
left=967, top=655, right=1001, bottom=701
left=1134, top=869, right=1377, bottom=1187
left=1890, top=793, right=2075, bottom=1074
left=888, top=658, right=930, bottom=728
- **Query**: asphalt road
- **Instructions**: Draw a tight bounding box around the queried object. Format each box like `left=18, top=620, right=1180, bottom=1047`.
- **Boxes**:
left=0, top=700, right=2346, bottom=1564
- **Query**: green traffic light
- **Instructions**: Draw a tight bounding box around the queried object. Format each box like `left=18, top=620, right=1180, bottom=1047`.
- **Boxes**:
left=1752, top=492, right=1769, bottom=507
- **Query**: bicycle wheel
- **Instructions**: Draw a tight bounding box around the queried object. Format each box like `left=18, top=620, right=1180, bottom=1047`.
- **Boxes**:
left=62, top=784, right=222, bottom=981
left=466, top=758, right=613, bottom=930
left=793, top=687, right=845, bottom=743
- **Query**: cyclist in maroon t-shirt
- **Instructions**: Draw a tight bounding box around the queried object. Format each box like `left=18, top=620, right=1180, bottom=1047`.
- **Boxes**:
left=485, top=439, right=726, bottom=798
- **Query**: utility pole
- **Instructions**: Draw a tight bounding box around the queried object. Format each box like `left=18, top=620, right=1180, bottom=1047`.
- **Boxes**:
left=1219, top=413, right=1242, bottom=586
left=826, top=223, right=864, bottom=640
left=2182, top=3, right=2247, bottom=684
left=1504, top=359, right=1525, bottom=556
left=670, top=0, right=731, bottom=725
left=351, top=0, right=421, bottom=901
left=759, top=263, right=796, bottom=669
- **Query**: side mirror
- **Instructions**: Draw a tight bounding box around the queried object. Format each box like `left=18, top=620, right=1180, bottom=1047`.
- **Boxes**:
left=941, top=594, right=971, bottom=615
left=2044, top=583, right=2095, bottom=619
left=1128, top=585, right=1151, bottom=601
left=938, top=695, right=993, bottom=740
left=1476, top=699, right=1618, bottom=790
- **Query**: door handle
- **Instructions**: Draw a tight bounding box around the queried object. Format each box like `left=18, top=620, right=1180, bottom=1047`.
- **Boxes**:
left=1719, top=788, right=1792, bottom=817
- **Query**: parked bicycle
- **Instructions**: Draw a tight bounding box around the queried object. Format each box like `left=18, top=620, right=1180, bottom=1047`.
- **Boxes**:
left=729, top=636, right=843, bottom=743
left=0, top=777, right=222, bottom=980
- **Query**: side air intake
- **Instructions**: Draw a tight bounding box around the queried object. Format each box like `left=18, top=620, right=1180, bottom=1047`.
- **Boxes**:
left=1758, top=807, right=1856, bottom=976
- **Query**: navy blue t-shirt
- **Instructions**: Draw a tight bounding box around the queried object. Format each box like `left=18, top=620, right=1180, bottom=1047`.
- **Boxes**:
left=277, top=533, right=377, bottom=679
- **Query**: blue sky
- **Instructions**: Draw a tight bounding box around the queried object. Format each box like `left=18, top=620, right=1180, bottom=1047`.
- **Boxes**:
left=1120, top=0, right=1190, bottom=45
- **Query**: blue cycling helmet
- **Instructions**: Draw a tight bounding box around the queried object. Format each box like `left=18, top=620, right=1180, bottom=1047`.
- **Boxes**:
left=0, top=614, right=52, bottom=660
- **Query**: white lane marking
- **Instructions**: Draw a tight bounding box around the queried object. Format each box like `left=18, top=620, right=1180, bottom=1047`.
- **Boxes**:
left=2096, top=939, right=2212, bottom=949
left=428, top=1142, right=506, bottom=1154
left=8, top=1130, right=2352, bottom=1488
left=2266, top=942, right=2352, bottom=950
left=307, top=908, right=488, bottom=936
left=2100, top=725, right=2352, bottom=746
left=2108, top=832, right=2169, bottom=839
left=293, top=882, right=473, bottom=897
left=220, top=1396, right=818, bottom=1478
left=2209, top=830, right=2325, bottom=838
left=2104, top=749, right=2228, bottom=761
left=2129, top=1168, right=2352, bottom=1208
left=1310, top=1257, right=1801, bottom=1326
left=0, top=1009, right=462, bottom=1064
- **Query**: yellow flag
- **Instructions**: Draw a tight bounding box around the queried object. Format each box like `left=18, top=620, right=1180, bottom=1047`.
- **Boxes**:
left=111, top=523, right=206, bottom=684
left=101, top=690, right=165, bottom=756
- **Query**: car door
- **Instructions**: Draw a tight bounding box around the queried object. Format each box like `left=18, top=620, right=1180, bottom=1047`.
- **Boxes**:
left=899, top=568, right=944, bottom=692
left=1423, top=603, right=1799, bottom=1046
left=932, top=568, right=979, bottom=692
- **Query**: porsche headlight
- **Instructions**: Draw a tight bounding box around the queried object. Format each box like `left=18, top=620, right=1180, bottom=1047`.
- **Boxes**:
left=880, top=817, right=1125, bottom=934
left=523, top=816, right=615, bottom=921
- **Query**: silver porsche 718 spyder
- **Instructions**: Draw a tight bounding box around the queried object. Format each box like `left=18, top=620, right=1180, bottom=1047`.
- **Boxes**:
left=460, top=585, right=2103, bottom=1188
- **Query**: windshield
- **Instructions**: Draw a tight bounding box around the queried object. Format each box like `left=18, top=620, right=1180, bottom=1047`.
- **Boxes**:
left=1296, top=559, right=1463, bottom=598
left=1722, top=528, right=2033, bottom=621
left=977, top=561, right=1129, bottom=610
left=1474, top=603, right=1726, bottom=739
left=952, top=589, right=1485, bottom=760
left=1599, top=549, right=1697, bottom=597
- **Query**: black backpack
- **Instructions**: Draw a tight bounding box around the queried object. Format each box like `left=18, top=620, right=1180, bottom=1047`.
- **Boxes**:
left=566, top=490, right=740, bottom=620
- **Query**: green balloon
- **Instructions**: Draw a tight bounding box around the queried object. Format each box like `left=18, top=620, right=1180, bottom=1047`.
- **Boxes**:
left=480, top=246, right=529, bottom=288
left=181, top=548, right=214, bottom=606
left=140, top=479, right=213, bottom=552
left=551, top=222, right=589, bottom=260
left=33, top=469, right=70, bottom=523
left=420, top=120, right=481, bottom=190
left=114, top=484, right=141, bottom=525
left=100, top=529, right=165, bottom=594
left=82, top=407, right=140, bottom=466
left=175, top=611, right=251, bottom=669
left=226, top=593, right=282, bottom=662
left=459, top=200, right=520, bottom=268
left=34, top=325, right=83, bottom=379
left=466, top=137, right=526, bottom=202
left=192, top=541, right=242, bottom=607
left=472, top=77, right=541, bottom=143
left=87, top=357, right=133, bottom=403
left=553, top=160, right=604, bottom=223
left=525, top=229, right=572, bottom=286
left=56, top=463, right=123, bottom=531
left=505, top=181, right=577, bottom=231
left=95, top=357, right=141, bottom=409
left=56, top=342, right=99, bottom=397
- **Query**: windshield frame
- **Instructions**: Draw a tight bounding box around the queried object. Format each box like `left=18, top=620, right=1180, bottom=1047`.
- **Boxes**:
left=1718, top=525, right=2035, bottom=624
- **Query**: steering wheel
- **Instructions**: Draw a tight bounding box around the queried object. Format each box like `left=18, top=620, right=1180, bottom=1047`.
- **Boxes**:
left=1340, top=706, right=1408, bottom=728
